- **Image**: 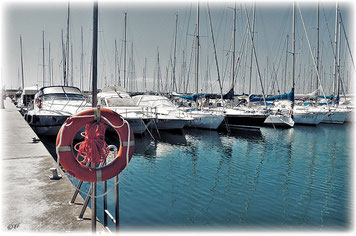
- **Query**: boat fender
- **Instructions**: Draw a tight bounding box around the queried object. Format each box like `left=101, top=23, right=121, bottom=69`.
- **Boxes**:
left=36, top=97, right=42, bottom=109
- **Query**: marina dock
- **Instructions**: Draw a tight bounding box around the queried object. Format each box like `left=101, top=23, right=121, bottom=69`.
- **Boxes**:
left=1, top=98, right=105, bottom=233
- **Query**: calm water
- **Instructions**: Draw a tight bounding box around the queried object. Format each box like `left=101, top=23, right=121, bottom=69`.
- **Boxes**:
left=42, top=123, right=352, bottom=231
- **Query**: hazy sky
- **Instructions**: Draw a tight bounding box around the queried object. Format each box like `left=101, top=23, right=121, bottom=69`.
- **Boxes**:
left=1, top=0, right=354, bottom=95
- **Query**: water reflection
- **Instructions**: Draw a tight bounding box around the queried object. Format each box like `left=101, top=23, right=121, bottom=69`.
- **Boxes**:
left=156, top=130, right=187, bottom=146
left=183, top=129, right=223, bottom=225
left=133, top=135, right=156, bottom=158
left=239, top=134, right=266, bottom=224
left=222, top=128, right=265, bottom=144
left=282, top=128, right=293, bottom=225
left=35, top=123, right=350, bottom=229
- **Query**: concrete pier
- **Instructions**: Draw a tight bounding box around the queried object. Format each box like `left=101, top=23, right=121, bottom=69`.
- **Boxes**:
left=0, top=98, right=105, bottom=233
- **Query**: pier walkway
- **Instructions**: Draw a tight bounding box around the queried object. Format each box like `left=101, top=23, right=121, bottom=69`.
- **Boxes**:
left=0, top=98, right=105, bottom=233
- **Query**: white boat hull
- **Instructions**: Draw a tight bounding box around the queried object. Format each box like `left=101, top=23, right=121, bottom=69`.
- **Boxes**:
left=293, top=111, right=327, bottom=125
left=321, top=110, right=348, bottom=124
left=187, top=111, right=225, bottom=130
left=344, top=110, right=353, bottom=123
left=264, top=114, right=294, bottom=127
left=126, top=118, right=152, bottom=134
left=150, top=119, right=189, bottom=130
left=28, top=111, right=151, bottom=136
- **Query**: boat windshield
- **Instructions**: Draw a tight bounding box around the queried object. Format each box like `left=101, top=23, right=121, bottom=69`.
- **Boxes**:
left=42, top=87, right=82, bottom=95
left=42, top=93, right=85, bottom=100
left=40, top=87, right=85, bottom=101
left=106, top=97, right=136, bottom=107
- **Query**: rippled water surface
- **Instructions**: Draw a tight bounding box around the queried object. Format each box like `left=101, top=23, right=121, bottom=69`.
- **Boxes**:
left=43, top=124, right=352, bottom=230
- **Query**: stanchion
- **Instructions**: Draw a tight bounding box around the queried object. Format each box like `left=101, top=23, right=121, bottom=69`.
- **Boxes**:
left=91, top=176, right=96, bottom=232
left=91, top=0, right=98, bottom=232
left=115, top=175, right=119, bottom=231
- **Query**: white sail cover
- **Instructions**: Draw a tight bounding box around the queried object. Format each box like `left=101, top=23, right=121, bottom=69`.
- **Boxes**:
left=295, top=89, right=318, bottom=99
left=133, top=95, right=176, bottom=108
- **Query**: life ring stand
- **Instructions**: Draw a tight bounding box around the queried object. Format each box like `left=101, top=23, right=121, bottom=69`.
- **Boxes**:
left=56, top=108, right=134, bottom=183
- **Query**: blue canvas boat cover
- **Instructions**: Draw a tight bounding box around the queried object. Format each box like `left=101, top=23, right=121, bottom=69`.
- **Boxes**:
left=317, top=94, right=334, bottom=100
left=249, top=88, right=294, bottom=102
left=179, top=94, right=204, bottom=101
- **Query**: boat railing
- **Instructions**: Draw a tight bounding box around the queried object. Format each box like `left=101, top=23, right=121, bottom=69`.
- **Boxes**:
left=76, top=99, right=89, bottom=113
left=48, top=97, right=55, bottom=110
left=141, top=106, right=157, bottom=120
left=61, top=93, right=71, bottom=112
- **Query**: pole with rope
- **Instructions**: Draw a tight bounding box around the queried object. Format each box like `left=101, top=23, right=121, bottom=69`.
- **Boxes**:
left=91, top=0, right=98, bottom=232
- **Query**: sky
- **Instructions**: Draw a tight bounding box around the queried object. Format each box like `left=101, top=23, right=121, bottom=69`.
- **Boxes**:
left=0, top=0, right=354, bottom=96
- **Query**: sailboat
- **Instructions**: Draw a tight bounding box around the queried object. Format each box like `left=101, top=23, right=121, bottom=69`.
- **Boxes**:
left=319, top=4, right=349, bottom=124
left=222, top=3, right=270, bottom=129
left=289, top=2, right=328, bottom=126
left=263, top=101, right=295, bottom=128
left=184, top=3, right=225, bottom=130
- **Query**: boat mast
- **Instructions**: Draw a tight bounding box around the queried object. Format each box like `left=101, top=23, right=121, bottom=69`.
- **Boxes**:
left=291, top=1, right=296, bottom=108
left=248, top=3, right=256, bottom=95
left=19, top=35, right=25, bottom=89
left=244, top=3, right=267, bottom=106
left=92, top=1, right=98, bottom=108
left=71, top=44, right=73, bottom=86
left=207, top=3, right=224, bottom=100
left=195, top=2, right=200, bottom=109
left=338, top=11, right=355, bottom=70
left=48, top=42, right=51, bottom=86
left=157, top=47, right=161, bottom=93
left=123, top=12, right=127, bottom=89
left=114, top=39, right=118, bottom=86
left=332, top=3, right=339, bottom=97
left=232, top=2, right=237, bottom=91
left=51, top=59, right=54, bottom=86
left=181, top=50, right=186, bottom=93
left=131, top=42, right=134, bottom=92
left=316, top=1, right=320, bottom=92
left=61, top=30, right=66, bottom=86
left=42, top=30, right=45, bottom=87
left=144, top=57, right=147, bottom=92
left=336, top=18, right=341, bottom=107
left=284, top=35, right=289, bottom=93
left=173, top=13, right=178, bottom=92
left=66, top=2, right=70, bottom=87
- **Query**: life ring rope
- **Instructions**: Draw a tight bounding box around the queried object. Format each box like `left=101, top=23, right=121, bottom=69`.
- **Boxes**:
left=57, top=114, right=132, bottom=169
left=56, top=108, right=134, bottom=184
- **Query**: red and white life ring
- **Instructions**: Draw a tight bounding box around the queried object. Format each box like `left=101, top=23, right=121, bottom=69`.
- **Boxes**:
left=56, top=108, right=134, bottom=183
